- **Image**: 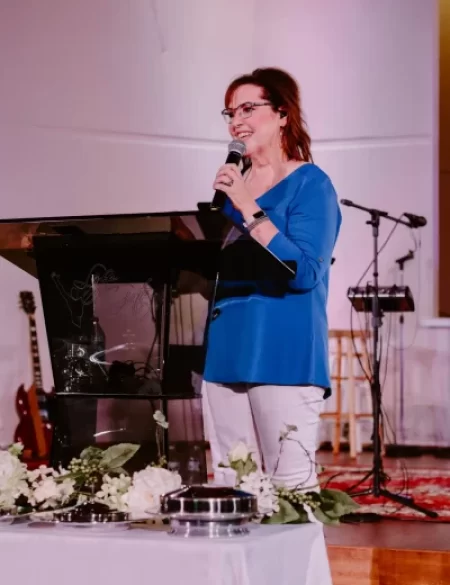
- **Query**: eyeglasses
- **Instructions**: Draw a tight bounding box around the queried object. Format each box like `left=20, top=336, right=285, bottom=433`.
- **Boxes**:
left=221, top=101, right=272, bottom=124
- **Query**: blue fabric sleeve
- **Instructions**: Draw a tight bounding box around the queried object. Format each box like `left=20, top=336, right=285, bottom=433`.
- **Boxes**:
left=266, top=175, right=340, bottom=291
left=221, top=196, right=245, bottom=227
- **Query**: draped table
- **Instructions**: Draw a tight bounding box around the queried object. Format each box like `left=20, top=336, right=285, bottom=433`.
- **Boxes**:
left=0, top=521, right=332, bottom=585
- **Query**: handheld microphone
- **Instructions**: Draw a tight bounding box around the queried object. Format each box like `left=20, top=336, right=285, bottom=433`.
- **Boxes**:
left=210, top=139, right=246, bottom=211
left=395, top=250, right=414, bottom=266
left=403, top=212, right=427, bottom=228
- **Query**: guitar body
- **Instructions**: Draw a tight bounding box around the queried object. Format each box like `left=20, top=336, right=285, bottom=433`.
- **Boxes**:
left=14, top=384, right=39, bottom=459
left=14, top=291, right=54, bottom=466
left=14, top=383, right=53, bottom=462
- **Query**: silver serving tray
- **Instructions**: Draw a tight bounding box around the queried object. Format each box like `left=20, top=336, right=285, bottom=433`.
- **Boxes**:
left=53, top=502, right=129, bottom=524
left=161, top=485, right=257, bottom=521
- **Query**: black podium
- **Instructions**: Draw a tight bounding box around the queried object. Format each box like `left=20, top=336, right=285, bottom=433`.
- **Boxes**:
left=0, top=209, right=296, bottom=480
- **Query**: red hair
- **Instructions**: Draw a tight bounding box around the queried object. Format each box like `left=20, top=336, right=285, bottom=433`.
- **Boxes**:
left=224, top=67, right=313, bottom=163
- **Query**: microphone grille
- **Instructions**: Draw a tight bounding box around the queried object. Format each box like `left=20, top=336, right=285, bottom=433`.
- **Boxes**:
left=228, top=139, right=246, bottom=156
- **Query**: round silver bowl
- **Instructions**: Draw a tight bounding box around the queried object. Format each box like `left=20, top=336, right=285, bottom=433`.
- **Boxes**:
left=53, top=501, right=129, bottom=525
left=161, top=485, right=257, bottom=538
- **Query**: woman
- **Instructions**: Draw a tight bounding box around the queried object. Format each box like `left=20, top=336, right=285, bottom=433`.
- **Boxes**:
left=202, top=67, right=341, bottom=490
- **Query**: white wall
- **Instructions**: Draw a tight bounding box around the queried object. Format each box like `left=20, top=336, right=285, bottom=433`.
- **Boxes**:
left=0, top=0, right=443, bottom=447
left=0, top=0, right=256, bottom=218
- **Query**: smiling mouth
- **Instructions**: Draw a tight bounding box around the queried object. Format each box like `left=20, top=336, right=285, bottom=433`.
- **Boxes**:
left=235, top=132, right=253, bottom=139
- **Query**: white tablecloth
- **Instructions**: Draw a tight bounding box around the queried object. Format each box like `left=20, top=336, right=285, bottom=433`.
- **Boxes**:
left=0, top=521, right=332, bottom=585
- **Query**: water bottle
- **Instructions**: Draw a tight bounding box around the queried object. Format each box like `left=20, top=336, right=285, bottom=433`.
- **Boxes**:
left=186, top=445, right=204, bottom=485
left=168, top=444, right=181, bottom=474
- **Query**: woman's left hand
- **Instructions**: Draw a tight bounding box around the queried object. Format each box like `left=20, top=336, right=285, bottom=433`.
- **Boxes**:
left=213, top=164, right=257, bottom=216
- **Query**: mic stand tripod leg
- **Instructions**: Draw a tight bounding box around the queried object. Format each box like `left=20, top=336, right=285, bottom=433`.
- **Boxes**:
left=347, top=376, right=438, bottom=518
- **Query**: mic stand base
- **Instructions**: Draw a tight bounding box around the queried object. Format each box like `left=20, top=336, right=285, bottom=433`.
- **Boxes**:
left=345, top=482, right=439, bottom=521
left=342, top=417, right=438, bottom=521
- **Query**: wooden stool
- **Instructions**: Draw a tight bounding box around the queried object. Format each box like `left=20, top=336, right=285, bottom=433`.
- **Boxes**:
left=321, top=329, right=376, bottom=458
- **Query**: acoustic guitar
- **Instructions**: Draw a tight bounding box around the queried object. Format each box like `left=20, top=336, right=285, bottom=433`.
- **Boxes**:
left=14, top=291, right=53, bottom=463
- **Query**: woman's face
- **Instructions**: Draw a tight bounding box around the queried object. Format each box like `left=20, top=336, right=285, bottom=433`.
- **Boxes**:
left=226, top=84, right=286, bottom=157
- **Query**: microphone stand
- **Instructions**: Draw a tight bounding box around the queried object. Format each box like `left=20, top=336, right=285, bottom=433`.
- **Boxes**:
left=395, top=250, right=414, bottom=444
left=341, top=200, right=437, bottom=520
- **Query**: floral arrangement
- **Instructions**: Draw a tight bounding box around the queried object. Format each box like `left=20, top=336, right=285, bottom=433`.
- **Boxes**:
left=220, top=424, right=359, bottom=525
left=0, top=443, right=75, bottom=516
left=0, top=411, right=182, bottom=520
left=0, top=415, right=357, bottom=526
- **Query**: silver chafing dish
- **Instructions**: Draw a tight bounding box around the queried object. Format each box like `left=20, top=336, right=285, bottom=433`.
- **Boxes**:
left=161, top=485, right=257, bottom=538
left=52, top=501, right=130, bottom=528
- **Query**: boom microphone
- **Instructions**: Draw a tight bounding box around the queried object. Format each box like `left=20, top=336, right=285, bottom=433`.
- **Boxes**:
left=403, top=212, right=427, bottom=228
left=210, top=139, right=246, bottom=211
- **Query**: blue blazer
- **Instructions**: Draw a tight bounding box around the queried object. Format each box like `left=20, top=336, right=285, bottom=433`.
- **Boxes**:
left=203, top=163, right=342, bottom=397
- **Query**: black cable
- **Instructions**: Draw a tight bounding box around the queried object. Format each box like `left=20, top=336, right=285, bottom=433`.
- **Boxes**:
left=344, top=217, right=423, bottom=511
left=144, top=287, right=160, bottom=372
left=375, top=225, right=422, bottom=515
left=349, top=215, right=405, bottom=385
left=328, top=214, right=408, bottom=492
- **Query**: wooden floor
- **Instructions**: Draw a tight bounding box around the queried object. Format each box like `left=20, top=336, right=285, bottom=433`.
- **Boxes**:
left=319, top=452, right=450, bottom=585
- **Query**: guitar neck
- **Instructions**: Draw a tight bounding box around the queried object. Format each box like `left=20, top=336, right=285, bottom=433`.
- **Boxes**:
left=27, top=314, right=47, bottom=459
left=29, top=315, right=43, bottom=392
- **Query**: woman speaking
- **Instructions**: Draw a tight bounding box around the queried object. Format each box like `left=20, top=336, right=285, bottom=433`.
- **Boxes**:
left=202, top=67, right=341, bottom=490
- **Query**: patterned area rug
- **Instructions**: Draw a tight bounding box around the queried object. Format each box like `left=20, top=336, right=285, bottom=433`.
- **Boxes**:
left=319, top=465, right=450, bottom=522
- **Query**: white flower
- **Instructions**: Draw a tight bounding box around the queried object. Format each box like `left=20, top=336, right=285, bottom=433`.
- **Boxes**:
left=0, top=450, right=28, bottom=511
left=7, top=443, right=24, bottom=457
left=27, top=466, right=53, bottom=483
left=33, top=477, right=60, bottom=504
left=123, top=467, right=182, bottom=519
left=96, top=474, right=131, bottom=512
left=153, top=411, right=169, bottom=429
left=239, top=471, right=280, bottom=517
left=27, top=467, right=74, bottom=510
left=0, top=451, right=27, bottom=489
left=228, top=441, right=250, bottom=463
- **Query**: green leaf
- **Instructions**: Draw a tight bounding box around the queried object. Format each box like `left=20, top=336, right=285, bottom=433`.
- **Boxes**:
left=289, top=505, right=310, bottom=524
left=263, top=498, right=302, bottom=524
left=100, top=444, right=140, bottom=469
left=312, top=506, right=341, bottom=525
left=54, top=471, right=83, bottom=483
left=230, top=456, right=257, bottom=483
left=231, top=459, right=245, bottom=483
left=285, top=424, right=298, bottom=433
left=80, top=446, right=103, bottom=461
left=242, top=456, right=258, bottom=477
left=317, top=488, right=359, bottom=520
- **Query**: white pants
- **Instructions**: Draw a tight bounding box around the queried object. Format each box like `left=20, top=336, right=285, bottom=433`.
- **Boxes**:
left=202, top=382, right=324, bottom=490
